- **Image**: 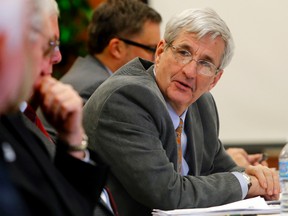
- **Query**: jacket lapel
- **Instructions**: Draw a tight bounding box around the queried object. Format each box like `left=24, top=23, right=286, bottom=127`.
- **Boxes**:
left=22, top=114, right=55, bottom=159
left=184, top=104, right=204, bottom=176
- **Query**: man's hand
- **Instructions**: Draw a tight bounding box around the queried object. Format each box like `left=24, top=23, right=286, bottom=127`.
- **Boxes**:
left=226, top=148, right=268, bottom=167
left=245, top=165, right=280, bottom=200
left=36, top=77, right=85, bottom=158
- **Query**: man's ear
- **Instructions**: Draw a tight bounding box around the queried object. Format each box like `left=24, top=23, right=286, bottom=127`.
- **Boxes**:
left=154, top=40, right=165, bottom=65
left=107, top=38, right=125, bottom=59
left=208, top=69, right=223, bottom=91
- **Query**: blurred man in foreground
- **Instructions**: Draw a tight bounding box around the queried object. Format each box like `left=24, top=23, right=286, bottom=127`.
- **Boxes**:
left=0, top=0, right=108, bottom=215
left=0, top=1, right=31, bottom=214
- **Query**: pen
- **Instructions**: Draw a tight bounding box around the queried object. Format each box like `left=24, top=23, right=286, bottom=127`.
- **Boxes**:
left=258, top=153, right=269, bottom=163
left=266, top=200, right=280, bottom=205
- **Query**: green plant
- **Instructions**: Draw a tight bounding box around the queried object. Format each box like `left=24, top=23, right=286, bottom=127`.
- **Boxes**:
left=54, top=0, right=93, bottom=78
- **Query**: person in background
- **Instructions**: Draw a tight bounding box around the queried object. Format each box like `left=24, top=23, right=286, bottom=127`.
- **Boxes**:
left=83, top=8, right=280, bottom=216
left=59, top=0, right=162, bottom=104
left=0, top=0, right=108, bottom=215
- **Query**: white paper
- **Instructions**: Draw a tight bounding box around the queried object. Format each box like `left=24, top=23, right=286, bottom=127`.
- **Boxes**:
left=152, top=196, right=280, bottom=216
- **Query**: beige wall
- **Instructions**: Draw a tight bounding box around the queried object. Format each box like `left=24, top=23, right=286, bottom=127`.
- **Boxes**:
left=150, top=0, right=288, bottom=144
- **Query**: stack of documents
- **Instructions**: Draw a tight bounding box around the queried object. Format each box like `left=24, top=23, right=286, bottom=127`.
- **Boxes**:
left=152, top=196, right=280, bottom=216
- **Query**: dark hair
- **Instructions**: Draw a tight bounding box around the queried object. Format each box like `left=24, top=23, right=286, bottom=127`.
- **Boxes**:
left=87, top=0, right=162, bottom=55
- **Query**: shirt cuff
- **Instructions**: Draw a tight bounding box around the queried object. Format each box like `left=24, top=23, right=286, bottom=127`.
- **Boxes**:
left=232, top=171, right=248, bottom=199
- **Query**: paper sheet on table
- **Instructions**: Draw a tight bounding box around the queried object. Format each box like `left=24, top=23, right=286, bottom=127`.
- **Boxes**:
left=152, top=196, right=280, bottom=216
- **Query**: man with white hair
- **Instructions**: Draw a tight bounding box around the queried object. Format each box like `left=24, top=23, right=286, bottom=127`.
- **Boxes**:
left=0, top=0, right=31, bottom=114
left=0, top=0, right=108, bottom=215
left=83, top=7, right=280, bottom=215
left=0, top=1, right=32, bottom=215
left=23, top=0, right=115, bottom=215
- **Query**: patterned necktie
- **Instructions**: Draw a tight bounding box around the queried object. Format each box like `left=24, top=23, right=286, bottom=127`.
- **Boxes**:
left=175, top=118, right=183, bottom=173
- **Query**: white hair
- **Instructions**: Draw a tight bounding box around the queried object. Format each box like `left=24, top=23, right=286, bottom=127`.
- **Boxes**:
left=164, top=8, right=234, bottom=69
left=0, top=0, right=25, bottom=50
left=28, top=0, right=59, bottom=42
left=46, top=0, right=60, bottom=17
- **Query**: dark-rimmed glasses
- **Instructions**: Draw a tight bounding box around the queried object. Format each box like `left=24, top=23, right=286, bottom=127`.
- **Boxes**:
left=167, top=43, right=220, bottom=77
left=118, top=37, right=156, bottom=54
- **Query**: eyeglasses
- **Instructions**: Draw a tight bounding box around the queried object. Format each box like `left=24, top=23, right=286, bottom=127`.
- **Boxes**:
left=49, top=40, right=60, bottom=55
left=168, top=43, right=220, bottom=77
left=118, top=37, right=156, bottom=54
left=43, top=39, right=60, bottom=57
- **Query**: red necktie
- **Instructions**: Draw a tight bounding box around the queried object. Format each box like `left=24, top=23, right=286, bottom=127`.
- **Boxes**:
left=24, top=104, right=52, bottom=143
left=175, top=118, right=183, bottom=173
left=104, top=186, right=119, bottom=216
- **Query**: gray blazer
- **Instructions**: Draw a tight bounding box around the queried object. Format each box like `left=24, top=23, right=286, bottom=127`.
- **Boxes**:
left=61, top=54, right=110, bottom=104
left=83, top=58, right=244, bottom=216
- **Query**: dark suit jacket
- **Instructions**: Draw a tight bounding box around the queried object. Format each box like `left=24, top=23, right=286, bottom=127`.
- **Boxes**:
left=22, top=112, right=114, bottom=216
left=83, top=58, right=244, bottom=216
left=0, top=160, right=28, bottom=216
left=0, top=112, right=108, bottom=216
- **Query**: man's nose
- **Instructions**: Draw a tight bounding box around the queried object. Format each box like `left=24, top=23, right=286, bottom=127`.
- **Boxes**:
left=51, top=48, right=62, bottom=65
left=183, top=59, right=198, bottom=78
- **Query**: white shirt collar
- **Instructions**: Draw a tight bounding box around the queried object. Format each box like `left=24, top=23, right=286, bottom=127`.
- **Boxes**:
left=166, top=102, right=187, bottom=129
left=19, top=101, right=27, bottom=112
